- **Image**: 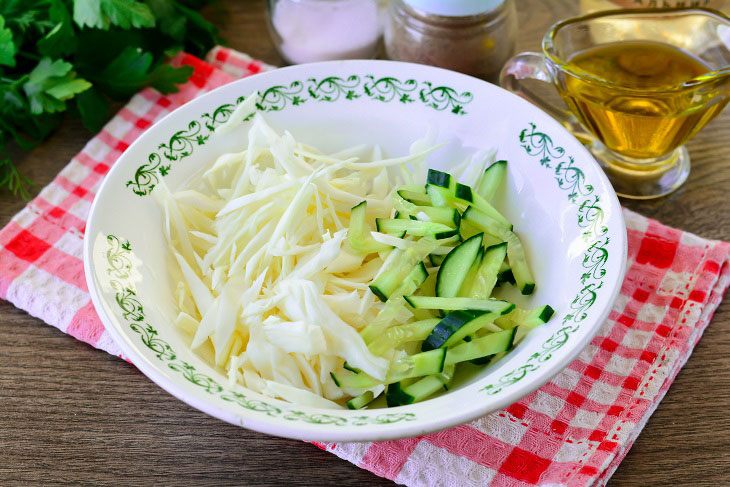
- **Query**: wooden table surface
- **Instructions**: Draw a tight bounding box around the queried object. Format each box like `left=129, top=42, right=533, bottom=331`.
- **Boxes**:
left=2, top=1, right=729, bottom=485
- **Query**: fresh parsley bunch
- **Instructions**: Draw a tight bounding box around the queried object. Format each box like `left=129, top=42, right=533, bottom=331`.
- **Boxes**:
left=0, top=0, right=223, bottom=198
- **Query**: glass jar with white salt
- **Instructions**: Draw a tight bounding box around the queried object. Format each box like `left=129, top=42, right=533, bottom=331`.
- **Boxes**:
left=267, top=0, right=386, bottom=64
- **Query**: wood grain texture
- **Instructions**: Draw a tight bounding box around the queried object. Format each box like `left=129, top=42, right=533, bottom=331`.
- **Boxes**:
left=0, top=0, right=728, bottom=485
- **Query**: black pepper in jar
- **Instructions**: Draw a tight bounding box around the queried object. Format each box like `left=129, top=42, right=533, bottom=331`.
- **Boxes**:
left=384, top=0, right=517, bottom=83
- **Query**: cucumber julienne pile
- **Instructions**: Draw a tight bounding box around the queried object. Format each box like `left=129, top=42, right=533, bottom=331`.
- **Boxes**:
left=335, top=166, right=554, bottom=409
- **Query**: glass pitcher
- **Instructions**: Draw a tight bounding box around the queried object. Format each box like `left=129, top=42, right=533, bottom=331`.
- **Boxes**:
left=500, top=8, right=730, bottom=199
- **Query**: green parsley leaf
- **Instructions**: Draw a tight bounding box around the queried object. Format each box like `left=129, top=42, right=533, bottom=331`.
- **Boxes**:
left=37, top=1, right=77, bottom=58
left=2, top=87, right=24, bottom=111
left=23, top=58, right=92, bottom=114
left=146, top=0, right=186, bottom=42
left=74, top=28, right=146, bottom=72
left=146, top=63, right=192, bottom=94
left=144, top=0, right=222, bottom=57
left=25, top=112, right=65, bottom=143
left=0, top=15, right=17, bottom=67
left=74, top=0, right=156, bottom=30
left=97, top=46, right=191, bottom=97
left=30, top=57, right=73, bottom=79
left=98, top=46, right=153, bottom=93
left=76, top=87, right=109, bottom=132
left=0, top=3, right=53, bottom=39
left=46, top=77, right=92, bottom=99
left=175, top=3, right=223, bottom=55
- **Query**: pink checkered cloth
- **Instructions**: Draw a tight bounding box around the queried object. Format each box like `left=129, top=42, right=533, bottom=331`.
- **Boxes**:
left=1, top=47, right=729, bottom=487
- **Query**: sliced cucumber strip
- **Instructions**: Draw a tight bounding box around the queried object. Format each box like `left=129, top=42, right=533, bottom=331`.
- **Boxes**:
left=376, top=218, right=457, bottom=239
left=427, top=168, right=452, bottom=189
left=422, top=308, right=513, bottom=351
left=466, top=193, right=511, bottom=230
left=332, top=348, right=447, bottom=388
left=368, top=318, right=440, bottom=356
left=388, top=364, right=456, bottom=406
left=462, top=207, right=534, bottom=294
left=455, top=183, right=473, bottom=202
left=511, top=305, right=555, bottom=327
left=460, top=246, right=484, bottom=295
left=458, top=246, right=483, bottom=297
left=429, top=253, right=446, bottom=267
left=394, top=261, right=429, bottom=295
left=436, top=233, right=483, bottom=298
left=446, top=182, right=510, bottom=229
left=436, top=363, right=456, bottom=390
left=426, top=183, right=453, bottom=207
left=386, top=381, right=412, bottom=407
left=510, top=305, right=555, bottom=344
left=504, top=231, right=535, bottom=295
left=416, top=270, right=437, bottom=296
left=482, top=233, right=504, bottom=247
left=348, top=201, right=392, bottom=254
left=346, top=391, right=376, bottom=410
left=389, top=347, right=446, bottom=380
left=497, top=260, right=515, bottom=284
left=404, top=296, right=514, bottom=313
left=496, top=304, right=554, bottom=327
left=531, top=305, right=555, bottom=324
left=330, top=371, right=375, bottom=389
left=464, top=242, right=507, bottom=299
left=399, top=376, right=445, bottom=405
left=424, top=174, right=511, bottom=231
left=445, top=328, right=516, bottom=365
left=385, top=376, right=418, bottom=407
left=462, top=205, right=511, bottom=237
left=369, top=251, right=420, bottom=302
left=394, top=193, right=462, bottom=227
left=476, top=160, right=507, bottom=202
left=418, top=206, right=461, bottom=226
left=411, top=271, right=439, bottom=321
left=397, top=189, right=431, bottom=206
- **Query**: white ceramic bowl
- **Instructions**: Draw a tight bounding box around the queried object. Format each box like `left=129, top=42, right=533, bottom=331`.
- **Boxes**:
left=84, top=60, right=627, bottom=442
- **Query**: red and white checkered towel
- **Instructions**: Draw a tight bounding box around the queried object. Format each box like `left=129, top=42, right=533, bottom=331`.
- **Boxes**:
left=1, top=48, right=729, bottom=487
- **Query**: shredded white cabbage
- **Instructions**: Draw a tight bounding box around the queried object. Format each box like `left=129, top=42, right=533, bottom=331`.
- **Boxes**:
left=160, top=102, right=444, bottom=408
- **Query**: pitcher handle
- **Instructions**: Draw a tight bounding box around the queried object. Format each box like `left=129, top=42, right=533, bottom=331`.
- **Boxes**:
left=499, top=52, right=595, bottom=145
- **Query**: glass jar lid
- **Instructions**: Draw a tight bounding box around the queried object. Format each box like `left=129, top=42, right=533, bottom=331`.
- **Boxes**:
left=402, top=0, right=505, bottom=16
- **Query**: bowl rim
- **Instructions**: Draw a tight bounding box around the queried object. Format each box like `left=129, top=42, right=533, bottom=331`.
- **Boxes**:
left=84, top=59, right=628, bottom=442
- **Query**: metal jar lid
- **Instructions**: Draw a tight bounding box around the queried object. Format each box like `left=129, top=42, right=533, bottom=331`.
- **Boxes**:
left=401, top=0, right=506, bottom=16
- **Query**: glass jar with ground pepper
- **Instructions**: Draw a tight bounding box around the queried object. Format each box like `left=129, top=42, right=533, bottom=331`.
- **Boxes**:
left=384, top=0, right=517, bottom=83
